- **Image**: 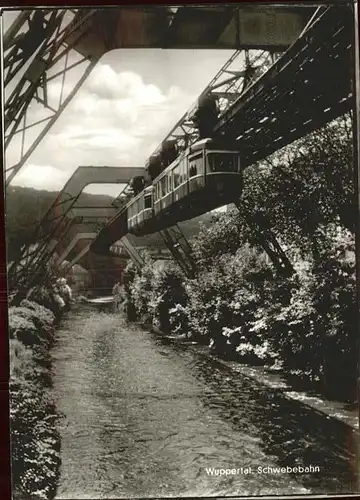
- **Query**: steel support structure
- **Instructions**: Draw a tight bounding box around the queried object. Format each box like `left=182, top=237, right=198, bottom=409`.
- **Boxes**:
left=7, top=166, right=144, bottom=293
left=4, top=9, right=99, bottom=185
left=116, top=236, right=144, bottom=269
left=67, top=235, right=144, bottom=270
left=4, top=6, right=311, bottom=189
left=110, top=243, right=172, bottom=261
left=56, top=231, right=99, bottom=266
left=58, top=231, right=145, bottom=270
left=146, top=49, right=280, bottom=164
left=159, top=224, right=197, bottom=279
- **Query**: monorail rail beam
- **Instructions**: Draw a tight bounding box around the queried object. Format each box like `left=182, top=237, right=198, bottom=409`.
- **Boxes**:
left=214, top=5, right=353, bottom=167
left=35, top=218, right=109, bottom=287
left=8, top=166, right=144, bottom=292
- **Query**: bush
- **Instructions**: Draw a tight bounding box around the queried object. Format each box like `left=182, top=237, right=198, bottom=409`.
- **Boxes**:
left=9, top=292, right=62, bottom=499
left=122, top=261, right=138, bottom=321
left=11, top=304, right=55, bottom=343
left=26, top=287, right=62, bottom=317
left=122, top=116, right=356, bottom=402
left=130, top=256, right=154, bottom=324
left=11, top=384, right=61, bottom=500
left=149, top=264, right=188, bottom=334
left=9, top=312, right=40, bottom=346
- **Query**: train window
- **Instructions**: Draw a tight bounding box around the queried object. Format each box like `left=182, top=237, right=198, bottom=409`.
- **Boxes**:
left=189, top=152, right=203, bottom=177
left=144, top=195, right=152, bottom=209
left=182, top=160, right=187, bottom=183
left=207, top=153, right=239, bottom=173
left=197, top=156, right=204, bottom=175
left=178, top=161, right=183, bottom=184
left=173, top=166, right=180, bottom=187
left=161, top=176, right=167, bottom=197
left=189, top=163, right=197, bottom=178
left=167, top=172, right=172, bottom=192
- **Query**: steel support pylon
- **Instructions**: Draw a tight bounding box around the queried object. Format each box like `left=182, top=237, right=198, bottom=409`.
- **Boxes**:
left=3, top=9, right=98, bottom=186
left=147, top=48, right=281, bottom=160
left=116, top=236, right=145, bottom=269
left=159, top=224, right=197, bottom=279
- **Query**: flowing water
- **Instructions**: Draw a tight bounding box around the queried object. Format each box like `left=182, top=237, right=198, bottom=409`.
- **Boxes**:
left=52, top=306, right=358, bottom=499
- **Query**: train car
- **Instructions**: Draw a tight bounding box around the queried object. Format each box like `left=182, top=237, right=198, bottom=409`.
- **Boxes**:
left=127, top=138, right=242, bottom=235
left=127, top=186, right=154, bottom=232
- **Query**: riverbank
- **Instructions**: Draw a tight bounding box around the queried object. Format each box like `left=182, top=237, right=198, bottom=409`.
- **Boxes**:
left=52, top=307, right=358, bottom=497
left=143, top=323, right=359, bottom=431
left=10, top=290, right=70, bottom=500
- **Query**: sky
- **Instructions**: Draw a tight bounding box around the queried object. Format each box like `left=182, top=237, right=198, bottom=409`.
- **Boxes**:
left=3, top=9, right=234, bottom=196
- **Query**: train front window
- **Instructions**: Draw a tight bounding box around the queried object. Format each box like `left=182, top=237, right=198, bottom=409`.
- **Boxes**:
left=189, top=152, right=203, bottom=178
left=207, top=153, right=239, bottom=173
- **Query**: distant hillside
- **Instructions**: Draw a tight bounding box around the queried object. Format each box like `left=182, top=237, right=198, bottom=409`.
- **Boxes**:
left=5, top=186, right=115, bottom=260
left=5, top=185, right=223, bottom=262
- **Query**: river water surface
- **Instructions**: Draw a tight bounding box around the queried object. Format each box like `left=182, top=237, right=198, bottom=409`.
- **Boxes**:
left=52, top=307, right=358, bottom=499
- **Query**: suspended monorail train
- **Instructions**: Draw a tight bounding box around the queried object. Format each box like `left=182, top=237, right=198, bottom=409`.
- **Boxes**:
left=126, top=138, right=243, bottom=236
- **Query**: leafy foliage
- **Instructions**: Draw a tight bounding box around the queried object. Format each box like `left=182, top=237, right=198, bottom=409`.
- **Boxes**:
left=123, top=115, right=356, bottom=402
left=9, top=289, right=65, bottom=499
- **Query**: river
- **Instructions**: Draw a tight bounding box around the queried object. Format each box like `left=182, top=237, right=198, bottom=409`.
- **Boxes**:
left=52, top=306, right=358, bottom=499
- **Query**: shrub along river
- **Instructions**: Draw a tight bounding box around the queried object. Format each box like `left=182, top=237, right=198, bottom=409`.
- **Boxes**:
left=52, top=306, right=358, bottom=499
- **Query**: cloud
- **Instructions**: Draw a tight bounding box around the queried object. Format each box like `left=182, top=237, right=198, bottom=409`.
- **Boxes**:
left=8, top=54, right=219, bottom=194
left=86, top=66, right=167, bottom=106
left=42, top=64, right=194, bottom=170
left=13, top=164, right=69, bottom=191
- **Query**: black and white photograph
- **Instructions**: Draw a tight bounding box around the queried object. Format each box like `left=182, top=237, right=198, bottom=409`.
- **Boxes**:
left=2, top=3, right=360, bottom=499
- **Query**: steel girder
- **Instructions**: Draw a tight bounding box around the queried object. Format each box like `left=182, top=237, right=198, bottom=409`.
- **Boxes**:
left=109, top=241, right=171, bottom=261
left=92, top=6, right=354, bottom=274
left=57, top=230, right=145, bottom=270
left=144, top=49, right=281, bottom=167
left=65, top=234, right=142, bottom=269
left=3, top=6, right=312, bottom=188
left=159, top=225, right=197, bottom=278
left=56, top=231, right=97, bottom=265
left=67, top=6, right=312, bottom=54
left=8, top=165, right=144, bottom=292
left=3, top=9, right=100, bottom=185
left=214, top=5, right=354, bottom=166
